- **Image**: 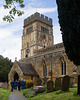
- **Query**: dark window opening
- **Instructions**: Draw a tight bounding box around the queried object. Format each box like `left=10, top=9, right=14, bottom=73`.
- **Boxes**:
left=64, top=61, right=66, bottom=75
left=43, top=62, right=47, bottom=77
left=61, top=58, right=66, bottom=75
left=31, top=76, right=33, bottom=80
left=27, top=42, right=29, bottom=48
left=26, top=26, right=33, bottom=34
left=61, top=62, right=63, bottom=75
left=41, top=26, right=49, bottom=34
left=25, top=54, right=28, bottom=58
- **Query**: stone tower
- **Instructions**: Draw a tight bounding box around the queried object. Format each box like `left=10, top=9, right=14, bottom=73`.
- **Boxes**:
left=21, top=12, right=54, bottom=59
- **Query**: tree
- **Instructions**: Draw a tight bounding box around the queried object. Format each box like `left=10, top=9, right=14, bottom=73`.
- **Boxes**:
left=56, top=0, right=80, bottom=94
left=3, top=0, right=25, bottom=23
left=0, top=55, right=13, bottom=82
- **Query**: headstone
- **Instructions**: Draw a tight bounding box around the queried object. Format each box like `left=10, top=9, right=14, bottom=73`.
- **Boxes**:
left=37, top=79, right=42, bottom=86
left=33, top=86, right=46, bottom=94
left=77, top=75, right=80, bottom=94
left=47, top=80, right=53, bottom=92
left=62, top=75, right=70, bottom=91
left=1, top=82, right=8, bottom=89
left=0, top=82, right=3, bottom=88
left=55, top=78, right=61, bottom=90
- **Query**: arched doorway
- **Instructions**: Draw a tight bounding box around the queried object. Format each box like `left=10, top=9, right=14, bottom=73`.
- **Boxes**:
left=14, top=73, right=19, bottom=81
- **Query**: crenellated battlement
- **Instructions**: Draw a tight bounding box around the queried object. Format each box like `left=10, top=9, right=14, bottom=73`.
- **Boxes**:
left=24, top=12, right=52, bottom=27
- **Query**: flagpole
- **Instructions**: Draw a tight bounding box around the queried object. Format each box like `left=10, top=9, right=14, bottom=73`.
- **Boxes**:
left=36, top=0, right=37, bottom=12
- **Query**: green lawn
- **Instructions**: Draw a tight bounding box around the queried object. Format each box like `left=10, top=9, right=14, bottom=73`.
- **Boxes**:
left=27, top=87, right=80, bottom=100
left=0, top=88, right=10, bottom=100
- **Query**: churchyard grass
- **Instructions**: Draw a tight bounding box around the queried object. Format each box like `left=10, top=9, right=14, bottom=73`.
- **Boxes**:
left=22, top=88, right=35, bottom=98
left=27, top=87, right=80, bottom=100
left=0, top=88, right=10, bottom=100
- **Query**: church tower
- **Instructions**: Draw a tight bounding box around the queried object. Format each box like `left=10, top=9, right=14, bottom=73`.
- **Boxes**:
left=21, top=12, right=54, bottom=59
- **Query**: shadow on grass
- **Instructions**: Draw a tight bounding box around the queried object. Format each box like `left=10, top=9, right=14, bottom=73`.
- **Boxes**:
left=55, top=90, right=70, bottom=94
left=73, top=91, right=80, bottom=96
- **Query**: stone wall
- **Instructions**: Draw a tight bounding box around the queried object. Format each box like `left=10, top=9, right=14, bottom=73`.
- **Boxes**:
left=8, top=61, right=23, bottom=89
left=20, top=43, right=77, bottom=82
left=23, top=75, right=38, bottom=85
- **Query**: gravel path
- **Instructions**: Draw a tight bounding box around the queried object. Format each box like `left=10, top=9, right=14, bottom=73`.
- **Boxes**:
left=8, top=90, right=27, bottom=100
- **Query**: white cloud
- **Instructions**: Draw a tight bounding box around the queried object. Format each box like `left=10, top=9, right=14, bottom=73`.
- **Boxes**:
left=2, top=49, right=21, bottom=62
left=0, top=29, right=12, bottom=39
left=53, top=25, right=62, bottom=44
left=0, top=34, right=21, bottom=62
left=37, top=7, right=57, bottom=14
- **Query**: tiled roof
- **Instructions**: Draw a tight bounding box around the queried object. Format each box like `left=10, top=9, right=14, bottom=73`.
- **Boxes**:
left=17, top=61, right=38, bottom=76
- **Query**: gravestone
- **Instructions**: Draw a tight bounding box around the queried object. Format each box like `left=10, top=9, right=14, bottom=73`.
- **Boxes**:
left=47, top=80, right=53, bottom=92
left=2, top=82, right=8, bottom=89
left=33, top=86, right=46, bottom=94
left=62, top=75, right=70, bottom=91
left=37, top=79, right=42, bottom=86
left=77, top=75, right=80, bottom=94
left=55, top=78, right=61, bottom=90
left=0, top=82, right=3, bottom=88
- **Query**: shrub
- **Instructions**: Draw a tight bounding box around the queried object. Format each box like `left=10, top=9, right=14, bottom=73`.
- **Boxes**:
left=22, top=88, right=35, bottom=98
left=72, top=84, right=77, bottom=88
left=73, top=91, right=80, bottom=96
left=27, top=82, right=33, bottom=88
left=25, top=80, right=33, bottom=88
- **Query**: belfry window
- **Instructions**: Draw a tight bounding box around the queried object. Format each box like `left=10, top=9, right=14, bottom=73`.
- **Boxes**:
left=27, top=42, right=29, bottom=48
left=61, top=57, right=66, bottom=75
left=26, top=26, right=33, bottom=34
left=41, top=26, right=49, bottom=34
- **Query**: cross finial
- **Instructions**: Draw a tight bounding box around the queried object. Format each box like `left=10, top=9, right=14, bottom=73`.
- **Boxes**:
left=15, top=57, right=17, bottom=61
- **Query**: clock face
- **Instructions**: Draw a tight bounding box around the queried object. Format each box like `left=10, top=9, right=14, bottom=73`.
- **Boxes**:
left=26, top=48, right=30, bottom=54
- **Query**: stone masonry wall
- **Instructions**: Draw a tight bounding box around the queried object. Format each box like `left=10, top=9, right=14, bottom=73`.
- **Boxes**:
left=20, top=43, right=77, bottom=82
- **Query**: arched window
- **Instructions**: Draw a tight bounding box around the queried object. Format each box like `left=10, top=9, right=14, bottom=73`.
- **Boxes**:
left=43, top=60, right=47, bottom=77
left=61, top=57, right=66, bottom=75
left=64, top=61, right=66, bottom=75
left=61, top=61, right=63, bottom=75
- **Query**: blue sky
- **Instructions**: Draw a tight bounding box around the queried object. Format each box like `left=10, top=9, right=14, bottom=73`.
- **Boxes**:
left=0, top=0, right=62, bottom=61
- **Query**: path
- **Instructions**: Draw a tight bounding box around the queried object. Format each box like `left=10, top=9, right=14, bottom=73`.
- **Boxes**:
left=8, top=90, right=27, bottom=100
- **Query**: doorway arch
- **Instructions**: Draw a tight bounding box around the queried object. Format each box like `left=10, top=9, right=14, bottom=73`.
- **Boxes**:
left=14, top=73, right=19, bottom=81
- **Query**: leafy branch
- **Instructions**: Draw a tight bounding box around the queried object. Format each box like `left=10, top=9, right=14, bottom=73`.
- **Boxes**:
left=3, top=0, right=25, bottom=23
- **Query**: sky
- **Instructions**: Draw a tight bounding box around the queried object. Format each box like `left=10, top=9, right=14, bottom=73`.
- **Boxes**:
left=0, top=0, right=62, bottom=62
